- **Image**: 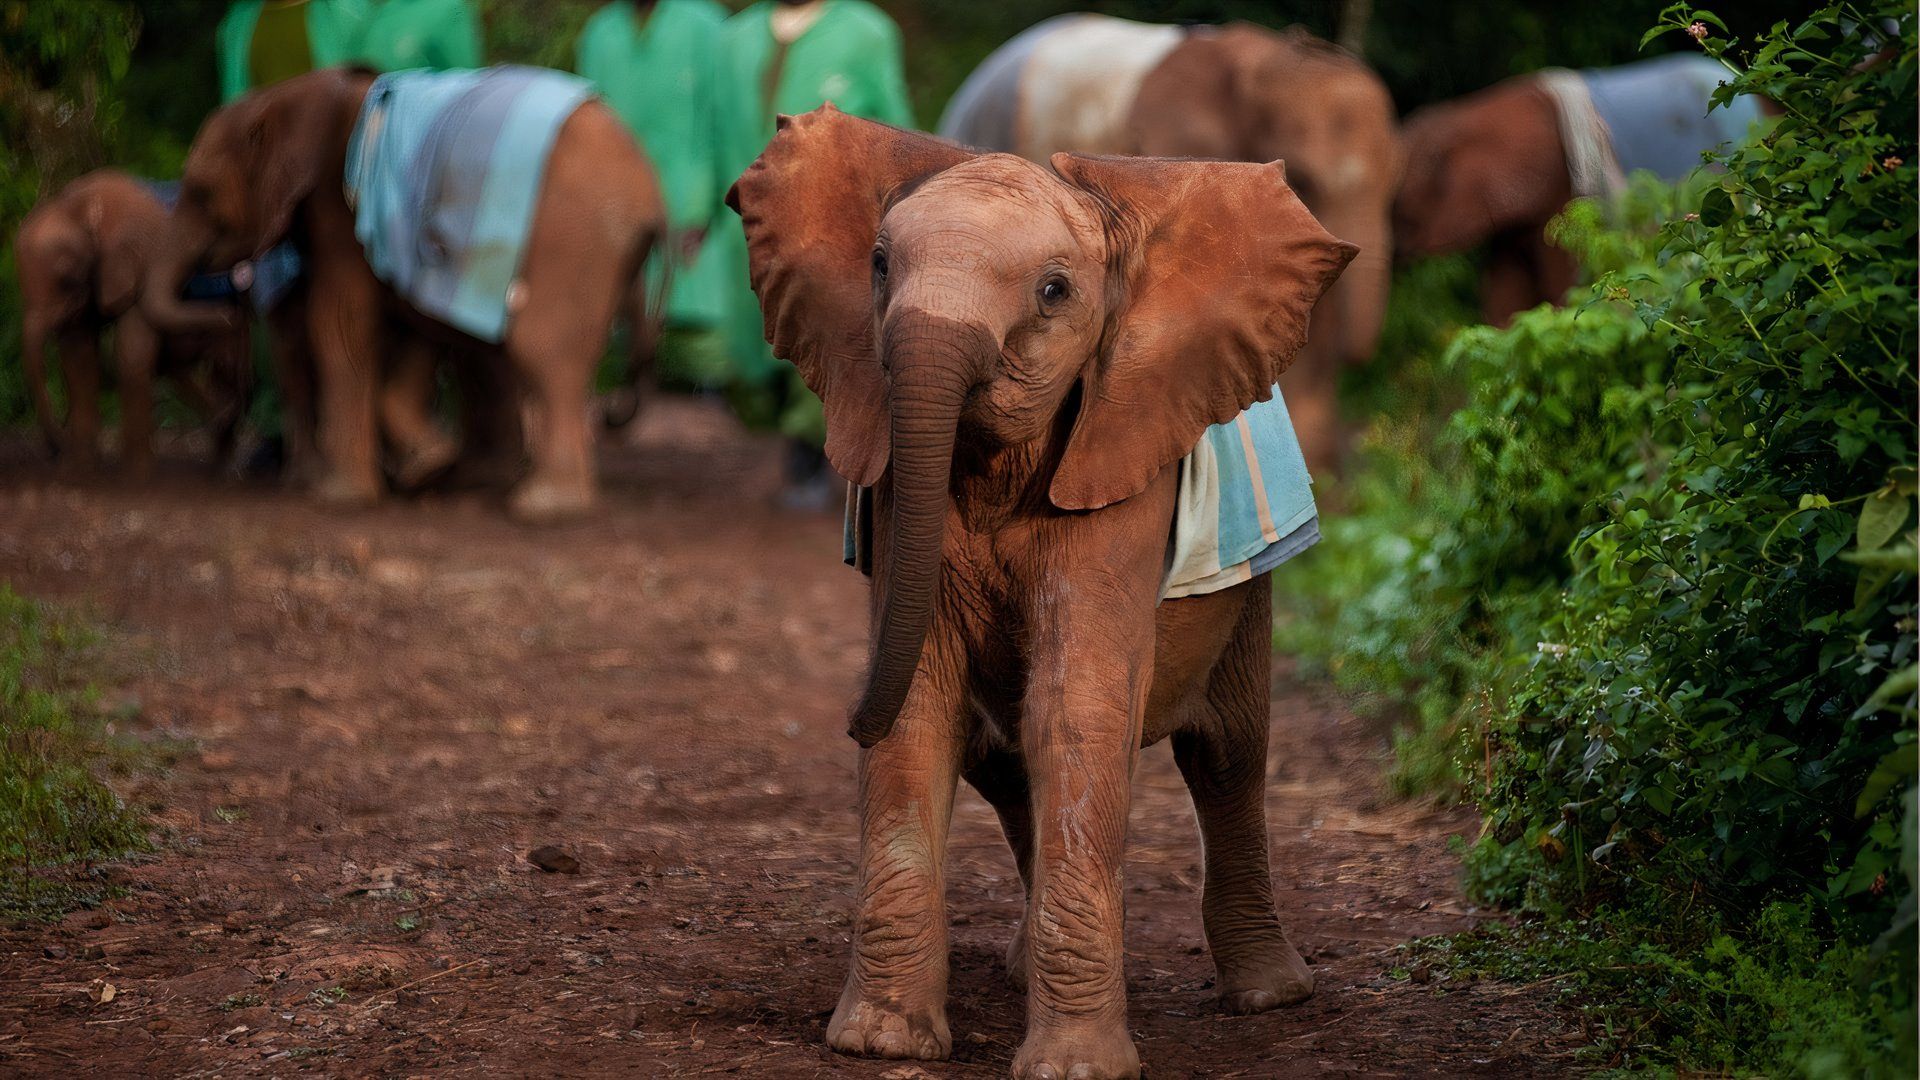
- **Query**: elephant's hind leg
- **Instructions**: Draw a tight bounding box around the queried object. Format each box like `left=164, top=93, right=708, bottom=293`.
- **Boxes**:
left=1172, top=576, right=1313, bottom=1014
left=963, top=749, right=1034, bottom=990
left=380, top=336, right=460, bottom=491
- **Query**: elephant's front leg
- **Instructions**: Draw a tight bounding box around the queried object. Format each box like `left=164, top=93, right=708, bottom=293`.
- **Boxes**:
left=305, top=264, right=384, bottom=505
left=827, top=631, right=966, bottom=1062
left=112, top=315, right=159, bottom=479
left=56, top=327, right=103, bottom=473
left=1014, top=584, right=1155, bottom=1080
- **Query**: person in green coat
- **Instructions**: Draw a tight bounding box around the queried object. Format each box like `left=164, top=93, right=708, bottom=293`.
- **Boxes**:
left=220, top=0, right=480, bottom=104
left=216, top=0, right=372, bottom=103
left=575, top=0, right=730, bottom=385
left=358, top=0, right=483, bottom=72
left=711, top=0, right=915, bottom=506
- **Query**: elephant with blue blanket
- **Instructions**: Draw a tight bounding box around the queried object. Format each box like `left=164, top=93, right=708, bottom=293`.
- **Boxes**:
left=1394, top=54, right=1766, bottom=325
left=143, top=66, right=665, bottom=520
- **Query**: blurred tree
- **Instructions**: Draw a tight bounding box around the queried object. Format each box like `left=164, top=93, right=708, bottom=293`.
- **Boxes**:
left=0, top=1, right=140, bottom=216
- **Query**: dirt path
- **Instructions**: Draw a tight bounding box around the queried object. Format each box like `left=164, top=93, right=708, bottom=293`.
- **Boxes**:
left=0, top=399, right=1578, bottom=1077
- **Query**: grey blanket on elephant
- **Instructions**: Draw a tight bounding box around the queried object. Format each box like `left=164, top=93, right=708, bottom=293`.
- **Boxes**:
left=1541, top=54, right=1764, bottom=197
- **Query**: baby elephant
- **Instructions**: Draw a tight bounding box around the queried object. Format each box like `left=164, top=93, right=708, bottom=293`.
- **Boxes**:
left=729, top=107, right=1354, bottom=1079
left=14, top=170, right=250, bottom=475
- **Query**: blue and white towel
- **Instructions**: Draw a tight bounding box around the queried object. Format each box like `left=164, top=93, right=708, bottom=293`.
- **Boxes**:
left=1161, top=388, right=1319, bottom=599
left=343, top=66, right=595, bottom=343
left=842, top=386, right=1318, bottom=601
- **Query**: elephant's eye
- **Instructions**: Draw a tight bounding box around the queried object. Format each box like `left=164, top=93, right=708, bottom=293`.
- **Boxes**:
left=870, top=247, right=888, bottom=283
left=1038, top=276, right=1069, bottom=308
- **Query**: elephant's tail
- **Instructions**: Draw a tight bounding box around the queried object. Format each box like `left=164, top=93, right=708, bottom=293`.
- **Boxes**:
left=601, top=221, right=664, bottom=433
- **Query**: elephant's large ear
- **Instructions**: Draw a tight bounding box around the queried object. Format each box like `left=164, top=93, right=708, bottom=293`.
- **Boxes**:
left=95, top=230, right=144, bottom=316
left=1046, top=154, right=1357, bottom=510
left=725, top=105, right=975, bottom=486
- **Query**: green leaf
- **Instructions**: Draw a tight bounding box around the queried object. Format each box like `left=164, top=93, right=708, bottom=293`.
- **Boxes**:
left=1856, top=741, right=1918, bottom=817
left=1857, top=490, right=1911, bottom=551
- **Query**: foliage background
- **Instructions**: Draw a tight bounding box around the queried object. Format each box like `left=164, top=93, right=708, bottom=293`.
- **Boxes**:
left=1277, top=4, right=1917, bottom=1072
left=0, top=0, right=1828, bottom=416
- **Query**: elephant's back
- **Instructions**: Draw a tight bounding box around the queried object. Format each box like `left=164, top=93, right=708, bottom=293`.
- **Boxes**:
left=936, top=14, right=1079, bottom=152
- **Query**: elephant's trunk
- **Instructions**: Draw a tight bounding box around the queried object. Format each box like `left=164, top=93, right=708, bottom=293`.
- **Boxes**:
left=19, top=315, right=61, bottom=454
left=1320, top=203, right=1393, bottom=365
left=846, top=316, right=988, bottom=748
left=140, top=231, right=235, bottom=337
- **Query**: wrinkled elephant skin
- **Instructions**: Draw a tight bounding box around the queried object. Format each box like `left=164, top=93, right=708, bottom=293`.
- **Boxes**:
left=729, top=108, right=1357, bottom=1079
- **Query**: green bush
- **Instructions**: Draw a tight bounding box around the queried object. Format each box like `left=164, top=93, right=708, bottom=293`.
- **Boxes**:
left=1284, top=2, right=1917, bottom=1068
left=1408, top=897, right=1916, bottom=1076
left=1479, top=0, right=1917, bottom=919
left=0, top=587, right=149, bottom=920
left=1276, top=178, right=1694, bottom=796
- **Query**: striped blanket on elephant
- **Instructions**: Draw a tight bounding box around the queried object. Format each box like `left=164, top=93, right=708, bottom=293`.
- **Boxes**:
left=343, top=66, right=595, bottom=343
left=844, top=387, right=1319, bottom=601
left=937, top=13, right=1187, bottom=160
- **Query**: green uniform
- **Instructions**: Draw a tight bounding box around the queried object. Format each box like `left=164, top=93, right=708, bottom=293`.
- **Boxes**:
left=357, top=0, right=483, bottom=72
left=575, top=0, right=728, bottom=329
left=217, top=0, right=372, bottom=103
left=712, top=0, right=914, bottom=443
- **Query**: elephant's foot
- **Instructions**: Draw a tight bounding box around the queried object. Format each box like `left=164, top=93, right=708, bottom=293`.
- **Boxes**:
left=508, top=476, right=595, bottom=524
left=389, top=433, right=460, bottom=492
left=826, top=985, right=950, bottom=1061
left=1214, top=931, right=1314, bottom=1014
left=1005, top=916, right=1030, bottom=991
left=1012, top=1022, right=1140, bottom=1080
left=312, top=471, right=381, bottom=508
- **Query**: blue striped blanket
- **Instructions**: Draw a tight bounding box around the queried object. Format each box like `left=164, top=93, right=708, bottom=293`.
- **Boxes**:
left=1161, top=388, right=1319, bottom=599
left=344, top=66, right=595, bottom=343
left=1583, top=55, right=1763, bottom=181
left=843, top=387, right=1318, bottom=601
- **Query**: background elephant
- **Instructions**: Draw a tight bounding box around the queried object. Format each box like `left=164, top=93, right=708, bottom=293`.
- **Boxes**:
left=1395, top=53, right=1765, bottom=325
left=13, top=170, right=251, bottom=476
left=939, top=16, right=1400, bottom=473
left=140, top=67, right=663, bottom=521
left=729, top=108, right=1354, bottom=1079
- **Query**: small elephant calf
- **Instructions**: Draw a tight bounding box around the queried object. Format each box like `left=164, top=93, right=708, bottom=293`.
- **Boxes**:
left=728, top=107, right=1355, bottom=1080
left=14, top=170, right=251, bottom=475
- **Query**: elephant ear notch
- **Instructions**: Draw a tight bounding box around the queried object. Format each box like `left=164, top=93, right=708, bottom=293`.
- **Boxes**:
left=1046, top=154, right=1357, bottom=510
left=726, top=106, right=976, bottom=486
